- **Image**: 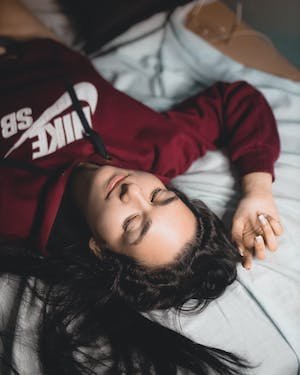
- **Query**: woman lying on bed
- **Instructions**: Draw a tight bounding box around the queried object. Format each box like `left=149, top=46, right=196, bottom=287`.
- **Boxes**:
left=0, top=0, right=283, bottom=374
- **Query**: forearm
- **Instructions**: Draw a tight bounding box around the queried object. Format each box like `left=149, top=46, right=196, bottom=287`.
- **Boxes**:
left=241, top=172, right=273, bottom=195
left=185, top=1, right=300, bottom=82
left=0, top=0, right=57, bottom=41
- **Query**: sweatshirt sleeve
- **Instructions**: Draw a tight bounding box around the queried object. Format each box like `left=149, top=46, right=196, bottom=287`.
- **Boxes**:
left=163, top=81, right=280, bottom=181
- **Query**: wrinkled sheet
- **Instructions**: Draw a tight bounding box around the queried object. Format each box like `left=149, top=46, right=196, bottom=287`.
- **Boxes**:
left=1, top=1, right=299, bottom=374
left=92, top=5, right=300, bottom=374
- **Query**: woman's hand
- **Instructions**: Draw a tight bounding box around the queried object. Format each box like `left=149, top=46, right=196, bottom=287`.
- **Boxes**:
left=231, top=172, right=283, bottom=270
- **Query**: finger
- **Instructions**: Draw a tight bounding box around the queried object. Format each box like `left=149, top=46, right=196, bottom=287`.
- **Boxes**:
left=236, top=241, right=246, bottom=258
left=267, top=216, right=284, bottom=236
left=231, top=221, right=253, bottom=270
left=254, top=235, right=266, bottom=260
left=242, top=249, right=253, bottom=270
left=231, top=237, right=251, bottom=270
left=257, top=214, right=278, bottom=251
left=231, top=220, right=244, bottom=245
left=234, top=240, right=252, bottom=270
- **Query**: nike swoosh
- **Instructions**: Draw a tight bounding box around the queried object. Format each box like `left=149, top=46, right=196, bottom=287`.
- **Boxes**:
left=4, top=82, right=98, bottom=158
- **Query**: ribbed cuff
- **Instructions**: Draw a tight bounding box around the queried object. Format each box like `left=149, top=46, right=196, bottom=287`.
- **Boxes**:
left=234, top=150, right=276, bottom=182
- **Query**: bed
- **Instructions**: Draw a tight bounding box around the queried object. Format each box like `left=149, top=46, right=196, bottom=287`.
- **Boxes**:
left=1, top=1, right=300, bottom=373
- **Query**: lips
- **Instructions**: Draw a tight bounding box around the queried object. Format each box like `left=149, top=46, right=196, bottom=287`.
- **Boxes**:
left=105, top=174, right=127, bottom=199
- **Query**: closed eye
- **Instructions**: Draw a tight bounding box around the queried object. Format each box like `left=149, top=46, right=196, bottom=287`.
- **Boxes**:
left=123, top=190, right=177, bottom=233
left=151, top=187, right=163, bottom=202
left=151, top=188, right=178, bottom=206
left=123, top=214, right=139, bottom=232
left=122, top=188, right=178, bottom=243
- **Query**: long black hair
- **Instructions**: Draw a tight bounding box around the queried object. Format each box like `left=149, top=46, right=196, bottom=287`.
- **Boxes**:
left=0, top=188, right=258, bottom=374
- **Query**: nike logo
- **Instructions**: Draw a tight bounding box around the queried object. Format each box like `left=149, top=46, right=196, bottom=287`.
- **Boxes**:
left=4, top=82, right=98, bottom=159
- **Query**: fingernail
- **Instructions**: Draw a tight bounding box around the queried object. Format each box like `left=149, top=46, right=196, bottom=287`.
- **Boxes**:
left=258, top=214, right=267, bottom=225
left=238, top=247, right=244, bottom=256
left=255, top=235, right=263, bottom=242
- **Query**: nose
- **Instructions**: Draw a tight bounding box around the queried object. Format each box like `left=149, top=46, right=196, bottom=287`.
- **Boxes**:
left=119, top=183, right=148, bottom=207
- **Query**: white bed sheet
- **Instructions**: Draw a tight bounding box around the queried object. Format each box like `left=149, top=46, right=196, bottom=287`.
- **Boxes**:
left=1, top=1, right=299, bottom=374
left=90, top=6, right=300, bottom=374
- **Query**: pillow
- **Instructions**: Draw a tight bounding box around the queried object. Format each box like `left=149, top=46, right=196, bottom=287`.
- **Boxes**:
left=58, top=0, right=193, bottom=54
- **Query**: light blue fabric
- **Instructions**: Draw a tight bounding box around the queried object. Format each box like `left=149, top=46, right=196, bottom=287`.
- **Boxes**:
left=92, top=3, right=300, bottom=373
left=1, top=1, right=299, bottom=373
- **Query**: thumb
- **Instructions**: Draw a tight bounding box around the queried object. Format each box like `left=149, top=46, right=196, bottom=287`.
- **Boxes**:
left=231, top=220, right=251, bottom=268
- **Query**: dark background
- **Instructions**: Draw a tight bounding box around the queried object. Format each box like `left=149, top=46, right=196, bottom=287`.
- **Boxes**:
left=59, top=0, right=300, bottom=68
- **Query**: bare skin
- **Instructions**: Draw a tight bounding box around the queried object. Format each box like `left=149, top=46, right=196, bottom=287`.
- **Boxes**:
left=72, top=165, right=283, bottom=269
left=0, top=0, right=58, bottom=42
left=186, top=1, right=300, bottom=82
left=233, top=172, right=283, bottom=269
left=0, top=0, right=284, bottom=269
left=72, top=164, right=197, bottom=267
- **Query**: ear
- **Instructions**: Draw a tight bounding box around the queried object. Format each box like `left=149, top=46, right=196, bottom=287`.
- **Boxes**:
left=89, top=237, right=101, bottom=256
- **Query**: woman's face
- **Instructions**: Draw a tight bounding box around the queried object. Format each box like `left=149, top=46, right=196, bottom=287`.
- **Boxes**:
left=75, top=165, right=197, bottom=267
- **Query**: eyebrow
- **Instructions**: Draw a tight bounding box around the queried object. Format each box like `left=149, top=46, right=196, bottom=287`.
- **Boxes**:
left=128, top=196, right=179, bottom=246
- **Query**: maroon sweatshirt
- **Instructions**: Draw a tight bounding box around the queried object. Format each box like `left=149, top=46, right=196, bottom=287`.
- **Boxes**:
left=0, top=38, right=280, bottom=254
